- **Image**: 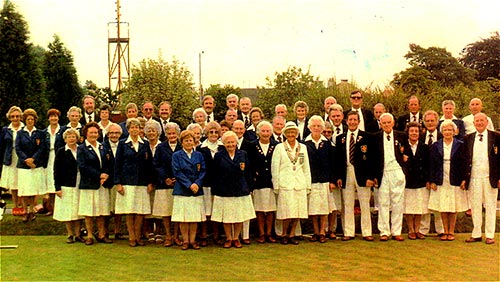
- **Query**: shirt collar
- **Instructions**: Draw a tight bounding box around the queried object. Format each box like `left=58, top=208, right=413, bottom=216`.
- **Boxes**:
left=125, top=136, right=144, bottom=144
left=304, top=134, right=328, bottom=142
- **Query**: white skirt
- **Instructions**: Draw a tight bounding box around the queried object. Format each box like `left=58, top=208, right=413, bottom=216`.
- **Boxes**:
left=152, top=189, right=174, bottom=217
left=53, top=186, right=83, bottom=221
left=114, top=185, right=151, bottom=215
left=78, top=186, right=110, bottom=216
left=428, top=184, right=468, bottom=213
left=276, top=189, right=308, bottom=220
left=211, top=195, right=256, bottom=223
left=43, top=151, right=56, bottom=194
left=171, top=196, right=206, bottom=222
left=18, top=167, right=46, bottom=196
left=328, top=188, right=342, bottom=212
left=308, top=182, right=330, bottom=215
left=252, top=188, right=277, bottom=212
left=202, top=186, right=214, bottom=216
left=0, top=149, right=19, bottom=190
left=404, top=187, right=430, bottom=214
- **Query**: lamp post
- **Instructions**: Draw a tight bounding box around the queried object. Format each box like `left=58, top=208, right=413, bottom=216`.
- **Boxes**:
left=198, top=51, right=204, bottom=102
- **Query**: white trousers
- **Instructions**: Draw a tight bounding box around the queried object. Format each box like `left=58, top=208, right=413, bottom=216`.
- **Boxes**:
left=469, top=177, right=498, bottom=239
left=343, top=167, right=372, bottom=237
left=419, top=211, right=444, bottom=234
left=377, top=169, right=405, bottom=236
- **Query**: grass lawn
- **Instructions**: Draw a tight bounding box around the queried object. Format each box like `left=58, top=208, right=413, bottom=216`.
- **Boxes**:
left=1, top=233, right=499, bottom=281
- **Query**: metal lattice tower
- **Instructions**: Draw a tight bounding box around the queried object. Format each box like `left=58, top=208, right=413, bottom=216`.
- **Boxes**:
left=107, top=0, right=130, bottom=92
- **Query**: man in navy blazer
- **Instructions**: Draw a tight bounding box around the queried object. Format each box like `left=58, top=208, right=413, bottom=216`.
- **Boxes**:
left=396, top=96, right=424, bottom=132
left=343, top=90, right=374, bottom=132
left=464, top=113, right=500, bottom=244
left=334, top=111, right=376, bottom=241
left=373, top=113, right=408, bottom=241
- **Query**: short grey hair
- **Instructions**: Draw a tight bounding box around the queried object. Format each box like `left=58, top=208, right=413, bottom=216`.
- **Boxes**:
left=63, top=128, right=80, bottom=141
left=308, top=115, right=325, bottom=130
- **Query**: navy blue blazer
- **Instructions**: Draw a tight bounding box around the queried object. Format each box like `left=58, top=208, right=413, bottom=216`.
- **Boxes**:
left=172, top=150, right=206, bottom=196
left=429, top=138, right=466, bottom=186
left=373, top=130, right=409, bottom=184
left=212, top=148, right=252, bottom=197
left=15, top=128, right=48, bottom=169
left=197, top=143, right=224, bottom=188
left=101, top=140, right=117, bottom=189
left=77, top=142, right=111, bottom=190
left=464, top=130, right=500, bottom=189
left=59, top=124, right=84, bottom=144
left=404, top=141, right=430, bottom=188
left=119, top=121, right=129, bottom=139
left=44, top=126, right=65, bottom=154
left=247, top=140, right=277, bottom=190
left=305, top=137, right=335, bottom=184
left=114, top=139, right=153, bottom=186
left=54, top=146, right=78, bottom=191
left=154, top=141, right=182, bottom=189
left=334, top=130, right=375, bottom=186
left=294, top=118, right=311, bottom=143
left=396, top=112, right=424, bottom=132
left=1, top=126, right=16, bottom=166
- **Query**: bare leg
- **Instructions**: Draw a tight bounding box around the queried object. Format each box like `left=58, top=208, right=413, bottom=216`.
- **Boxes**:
left=189, top=223, right=198, bottom=244
left=448, top=213, right=457, bottom=236
left=233, top=222, right=243, bottom=240
left=223, top=223, right=233, bottom=240
left=311, top=215, right=319, bottom=236
left=179, top=223, right=189, bottom=243
left=72, top=220, right=81, bottom=237
left=97, top=216, right=106, bottom=238
left=289, top=219, right=298, bottom=238
left=405, top=214, right=415, bottom=234
left=319, top=215, right=327, bottom=236
left=282, top=219, right=290, bottom=238
left=414, top=215, right=422, bottom=234
left=114, top=214, right=122, bottom=235
left=265, top=212, right=275, bottom=236
left=12, top=190, right=20, bottom=207
left=163, top=217, right=172, bottom=239
left=256, top=212, right=265, bottom=236
left=134, top=215, right=144, bottom=241
left=85, top=217, right=94, bottom=240
left=65, top=222, right=73, bottom=237
left=441, top=212, right=450, bottom=236
left=126, top=215, right=135, bottom=241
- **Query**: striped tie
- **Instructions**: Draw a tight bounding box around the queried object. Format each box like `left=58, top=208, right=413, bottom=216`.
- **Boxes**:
left=349, top=132, right=355, bottom=164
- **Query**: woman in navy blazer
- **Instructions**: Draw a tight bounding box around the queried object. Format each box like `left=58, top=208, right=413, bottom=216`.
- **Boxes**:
left=197, top=121, right=224, bottom=246
left=77, top=122, right=112, bottom=245
left=428, top=120, right=467, bottom=241
left=16, top=109, right=48, bottom=222
left=0, top=106, right=24, bottom=211
left=211, top=131, right=255, bottom=248
left=403, top=122, right=430, bottom=240
left=247, top=121, right=278, bottom=244
left=43, top=108, right=66, bottom=216
left=171, top=130, right=206, bottom=250
left=114, top=118, right=154, bottom=247
left=438, top=100, right=466, bottom=140
left=53, top=128, right=83, bottom=243
left=153, top=122, right=182, bottom=247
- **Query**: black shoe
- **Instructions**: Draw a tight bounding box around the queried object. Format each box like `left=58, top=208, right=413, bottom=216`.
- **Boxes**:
left=74, top=236, right=85, bottom=243
left=280, top=237, right=289, bottom=245
left=290, top=237, right=300, bottom=245
left=66, top=236, right=74, bottom=244
left=114, top=233, right=125, bottom=240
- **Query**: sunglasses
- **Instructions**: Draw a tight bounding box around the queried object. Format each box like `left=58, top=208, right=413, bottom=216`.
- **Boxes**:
left=351, top=96, right=363, bottom=100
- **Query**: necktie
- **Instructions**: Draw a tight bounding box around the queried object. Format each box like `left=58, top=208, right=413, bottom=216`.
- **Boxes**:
left=277, top=135, right=282, bottom=143
left=336, top=127, right=340, bottom=135
left=244, top=116, right=250, bottom=128
left=349, top=133, right=355, bottom=164
left=88, top=115, right=92, bottom=123
left=479, top=134, right=483, bottom=142
left=412, top=115, right=416, bottom=122
left=428, top=134, right=433, bottom=146
left=386, top=135, right=391, bottom=141
left=207, top=115, right=210, bottom=122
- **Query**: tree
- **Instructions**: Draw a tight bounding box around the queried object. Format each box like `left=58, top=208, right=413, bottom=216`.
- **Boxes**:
left=122, top=56, right=198, bottom=127
left=203, top=84, right=240, bottom=120
left=0, top=0, right=47, bottom=125
left=82, top=80, right=117, bottom=110
left=43, top=35, right=82, bottom=118
left=392, top=66, right=438, bottom=95
left=255, top=66, right=327, bottom=118
left=400, top=43, right=477, bottom=88
left=460, top=32, right=500, bottom=81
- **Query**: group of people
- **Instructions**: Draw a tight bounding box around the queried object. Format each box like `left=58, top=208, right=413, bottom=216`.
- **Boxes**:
left=0, top=91, right=498, bottom=250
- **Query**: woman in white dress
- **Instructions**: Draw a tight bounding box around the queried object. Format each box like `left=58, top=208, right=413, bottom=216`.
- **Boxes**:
left=53, top=128, right=83, bottom=243
left=428, top=120, right=468, bottom=241
left=271, top=121, right=311, bottom=245
left=0, top=106, right=24, bottom=212
left=16, top=109, right=48, bottom=222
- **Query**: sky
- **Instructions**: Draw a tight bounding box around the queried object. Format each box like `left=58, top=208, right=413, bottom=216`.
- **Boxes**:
left=13, top=0, right=500, bottom=90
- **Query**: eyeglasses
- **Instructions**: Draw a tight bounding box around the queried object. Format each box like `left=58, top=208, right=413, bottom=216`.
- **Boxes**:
left=209, top=130, right=218, bottom=134
left=323, top=130, right=332, bottom=134
left=143, top=108, right=153, bottom=111
left=351, top=96, right=363, bottom=100
left=10, top=115, right=21, bottom=118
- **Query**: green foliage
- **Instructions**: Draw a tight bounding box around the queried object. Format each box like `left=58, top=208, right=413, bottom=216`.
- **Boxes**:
left=460, top=31, right=500, bottom=81
left=203, top=84, right=241, bottom=120
left=83, top=80, right=118, bottom=110
left=394, top=43, right=477, bottom=91
left=122, top=56, right=198, bottom=128
left=0, top=0, right=48, bottom=125
left=255, top=66, right=328, bottom=119
left=43, top=34, right=83, bottom=121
